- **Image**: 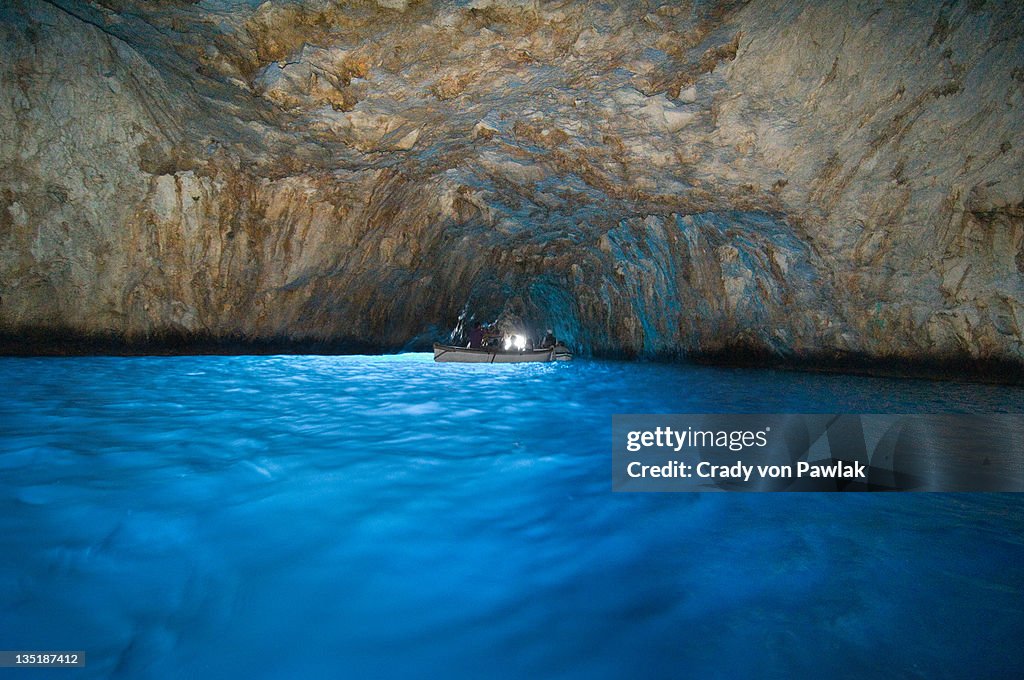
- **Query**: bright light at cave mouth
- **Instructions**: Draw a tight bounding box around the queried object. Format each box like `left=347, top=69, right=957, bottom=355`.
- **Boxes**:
left=503, top=334, right=526, bottom=351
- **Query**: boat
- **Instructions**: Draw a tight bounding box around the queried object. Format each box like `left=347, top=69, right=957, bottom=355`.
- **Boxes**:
left=433, top=343, right=573, bottom=363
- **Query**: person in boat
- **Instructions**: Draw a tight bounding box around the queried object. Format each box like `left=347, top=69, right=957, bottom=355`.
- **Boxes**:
left=467, top=321, right=485, bottom=349
left=540, top=329, right=556, bottom=348
left=482, top=325, right=503, bottom=349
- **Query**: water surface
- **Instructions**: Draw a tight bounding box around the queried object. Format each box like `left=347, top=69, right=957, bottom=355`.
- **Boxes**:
left=1, top=355, right=1022, bottom=678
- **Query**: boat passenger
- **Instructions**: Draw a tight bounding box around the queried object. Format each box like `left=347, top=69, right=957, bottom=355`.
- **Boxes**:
left=483, top=327, right=502, bottom=349
left=540, top=330, right=556, bottom=348
left=467, top=321, right=485, bottom=349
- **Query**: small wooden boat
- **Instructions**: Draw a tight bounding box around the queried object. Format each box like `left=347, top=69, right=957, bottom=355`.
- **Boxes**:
left=433, top=343, right=572, bottom=363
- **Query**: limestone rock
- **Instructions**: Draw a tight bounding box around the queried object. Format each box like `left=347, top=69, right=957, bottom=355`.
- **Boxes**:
left=0, top=0, right=1021, bottom=368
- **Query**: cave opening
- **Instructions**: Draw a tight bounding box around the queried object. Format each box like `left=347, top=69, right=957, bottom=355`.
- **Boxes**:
left=0, top=0, right=1019, bottom=380
left=3, top=3, right=1024, bottom=677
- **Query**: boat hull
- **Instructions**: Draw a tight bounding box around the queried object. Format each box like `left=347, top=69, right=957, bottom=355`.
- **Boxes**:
left=433, top=343, right=562, bottom=363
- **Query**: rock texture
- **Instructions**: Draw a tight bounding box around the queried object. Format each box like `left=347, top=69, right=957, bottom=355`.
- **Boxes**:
left=1, top=0, right=1022, bottom=365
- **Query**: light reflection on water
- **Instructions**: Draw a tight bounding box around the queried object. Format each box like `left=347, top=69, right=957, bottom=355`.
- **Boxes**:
left=0, top=354, right=1022, bottom=679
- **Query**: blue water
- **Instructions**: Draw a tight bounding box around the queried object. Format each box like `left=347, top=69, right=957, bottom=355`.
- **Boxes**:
left=0, top=354, right=1022, bottom=679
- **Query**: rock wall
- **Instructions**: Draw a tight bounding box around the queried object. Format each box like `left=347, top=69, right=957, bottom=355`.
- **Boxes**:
left=1, top=0, right=1022, bottom=365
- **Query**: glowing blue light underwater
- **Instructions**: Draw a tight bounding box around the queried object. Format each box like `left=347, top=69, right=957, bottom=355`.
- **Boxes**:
left=0, top=354, right=1021, bottom=678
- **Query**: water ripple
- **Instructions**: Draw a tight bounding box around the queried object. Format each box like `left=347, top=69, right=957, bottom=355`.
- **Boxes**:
left=0, top=355, right=1022, bottom=678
